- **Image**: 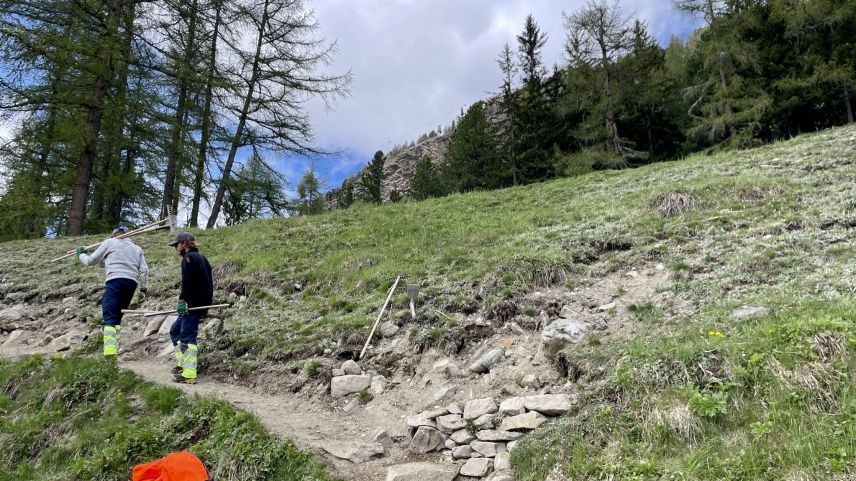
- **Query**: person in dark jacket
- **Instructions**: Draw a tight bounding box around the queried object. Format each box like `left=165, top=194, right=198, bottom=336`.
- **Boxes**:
left=168, top=232, right=213, bottom=384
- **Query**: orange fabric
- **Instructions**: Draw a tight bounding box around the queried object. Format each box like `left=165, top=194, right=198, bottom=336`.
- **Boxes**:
left=132, top=451, right=208, bottom=481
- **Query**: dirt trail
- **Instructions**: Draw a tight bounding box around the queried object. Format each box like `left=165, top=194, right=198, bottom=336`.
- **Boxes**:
left=121, top=358, right=425, bottom=481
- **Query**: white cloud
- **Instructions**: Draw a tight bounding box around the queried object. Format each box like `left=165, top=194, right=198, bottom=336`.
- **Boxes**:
left=305, top=0, right=697, bottom=164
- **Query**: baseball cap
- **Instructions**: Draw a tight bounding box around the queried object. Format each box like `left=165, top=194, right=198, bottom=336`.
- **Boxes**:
left=168, top=232, right=195, bottom=246
left=112, top=226, right=127, bottom=236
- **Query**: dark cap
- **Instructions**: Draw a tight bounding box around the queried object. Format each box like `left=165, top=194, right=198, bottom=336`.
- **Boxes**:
left=112, top=226, right=127, bottom=237
left=168, top=232, right=195, bottom=246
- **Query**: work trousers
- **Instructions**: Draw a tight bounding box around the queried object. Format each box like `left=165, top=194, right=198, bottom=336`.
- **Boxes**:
left=101, top=278, right=137, bottom=356
left=170, top=312, right=200, bottom=379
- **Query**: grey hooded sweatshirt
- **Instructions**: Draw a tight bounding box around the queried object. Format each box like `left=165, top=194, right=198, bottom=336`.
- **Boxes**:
left=79, top=237, right=149, bottom=288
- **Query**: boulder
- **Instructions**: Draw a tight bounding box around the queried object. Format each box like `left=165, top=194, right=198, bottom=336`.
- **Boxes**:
left=498, top=397, right=526, bottom=416
left=476, top=429, right=523, bottom=441
left=143, top=317, right=165, bottom=337
left=471, top=441, right=502, bottom=457
left=444, top=438, right=456, bottom=449
left=500, top=411, right=548, bottom=431
left=451, top=444, right=472, bottom=459
left=341, top=359, right=362, bottom=375
left=732, top=306, right=769, bottom=320
left=409, top=426, right=445, bottom=453
left=446, top=401, right=463, bottom=414
left=460, top=458, right=493, bottom=477
left=422, top=407, right=450, bottom=419
left=464, top=397, right=497, bottom=420
left=0, top=305, right=28, bottom=329
left=321, top=441, right=384, bottom=464
left=436, top=414, right=466, bottom=433
left=385, top=462, right=457, bottom=481
left=541, top=319, right=588, bottom=354
left=330, top=375, right=372, bottom=397
left=469, top=348, right=504, bottom=373
left=522, top=394, right=574, bottom=416
left=379, top=321, right=400, bottom=337
left=450, top=429, right=475, bottom=445
left=494, top=452, right=511, bottom=471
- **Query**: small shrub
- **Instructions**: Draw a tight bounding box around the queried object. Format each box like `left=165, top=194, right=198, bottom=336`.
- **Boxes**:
left=357, top=388, right=373, bottom=403
left=688, top=390, right=728, bottom=418
left=306, top=360, right=320, bottom=377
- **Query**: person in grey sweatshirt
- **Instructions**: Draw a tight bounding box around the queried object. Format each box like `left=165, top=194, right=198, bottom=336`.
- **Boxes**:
left=76, top=227, right=149, bottom=361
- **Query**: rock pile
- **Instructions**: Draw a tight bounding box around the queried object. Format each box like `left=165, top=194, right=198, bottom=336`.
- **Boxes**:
left=393, top=393, right=575, bottom=480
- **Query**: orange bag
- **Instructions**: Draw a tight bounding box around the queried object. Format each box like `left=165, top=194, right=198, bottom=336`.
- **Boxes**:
left=132, top=451, right=209, bottom=481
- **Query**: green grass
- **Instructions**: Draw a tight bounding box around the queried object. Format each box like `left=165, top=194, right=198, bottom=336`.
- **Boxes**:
left=1, top=125, right=856, bottom=479
left=0, top=356, right=339, bottom=481
left=511, top=301, right=856, bottom=480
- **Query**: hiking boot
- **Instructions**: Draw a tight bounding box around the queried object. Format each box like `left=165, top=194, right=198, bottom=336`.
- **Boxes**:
left=173, top=372, right=197, bottom=384
left=171, top=365, right=182, bottom=376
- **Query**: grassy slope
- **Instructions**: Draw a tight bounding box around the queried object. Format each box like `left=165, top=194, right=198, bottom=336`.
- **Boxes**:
left=0, top=356, right=338, bottom=481
left=1, top=126, right=855, bottom=479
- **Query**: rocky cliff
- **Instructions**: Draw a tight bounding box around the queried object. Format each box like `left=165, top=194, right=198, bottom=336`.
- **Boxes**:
left=326, top=133, right=451, bottom=208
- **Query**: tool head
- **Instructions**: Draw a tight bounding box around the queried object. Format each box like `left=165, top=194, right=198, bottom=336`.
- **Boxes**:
left=406, top=283, right=420, bottom=301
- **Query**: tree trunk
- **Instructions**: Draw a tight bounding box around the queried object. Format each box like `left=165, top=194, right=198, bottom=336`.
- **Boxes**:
left=68, top=0, right=123, bottom=236
left=844, top=81, right=854, bottom=124
left=190, top=1, right=222, bottom=227
left=161, top=0, right=200, bottom=219
left=207, top=0, right=270, bottom=229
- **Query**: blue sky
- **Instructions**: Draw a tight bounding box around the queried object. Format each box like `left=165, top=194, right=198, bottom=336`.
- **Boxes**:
left=265, top=0, right=702, bottom=191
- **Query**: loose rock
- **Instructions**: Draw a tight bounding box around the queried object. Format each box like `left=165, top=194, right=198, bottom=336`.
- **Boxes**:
left=46, top=330, right=85, bottom=352
left=330, top=375, right=372, bottom=397
left=385, top=462, right=457, bottom=481
left=370, top=375, right=387, bottom=395
left=494, top=452, right=511, bottom=471
left=322, top=441, right=383, bottom=464
left=523, top=394, right=574, bottom=416
left=341, top=359, right=362, bottom=375
left=460, top=458, right=493, bottom=477
left=542, top=319, right=588, bottom=355
left=433, top=385, right=456, bottom=401
left=450, top=429, right=475, bottom=445
left=343, top=398, right=361, bottom=414
left=464, top=397, right=497, bottom=420
left=476, top=429, right=523, bottom=441
left=1, top=330, right=31, bottom=348
left=452, top=444, right=472, bottom=459
left=732, top=306, right=769, bottom=320
left=500, top=411, right=548, bottom=431
left=520, top=374, right=541, bottom=389
left=158, top=315, right=178, bottom=336
left=471, top=441, right=502, bottom=457
left=473, top=413, right=495, bottom=429
left=436, top=414, right=466, bottom=433
left=143, top=317, right=165, bottom=337
left=447, top=401, right=463, bottom=414
left=379, top=321, right=400, bottom=337
left=406, top=414, right=437, bottom=428
left=373, top=429, right=393, bottom=448
left=499, top=397, right=526, bottom=416
left=409, top=426, right=445, bottom=453
left=469, top=348, right=504, bottom=373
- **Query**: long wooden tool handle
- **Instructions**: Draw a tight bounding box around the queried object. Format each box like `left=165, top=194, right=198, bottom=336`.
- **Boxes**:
left=359, top=276, right=401, bottom=360
left=62, top=217, right=169, bottom=255
left=50, top=224, right=169, bottom=263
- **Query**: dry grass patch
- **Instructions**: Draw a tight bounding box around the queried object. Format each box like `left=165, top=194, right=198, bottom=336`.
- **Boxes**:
left=655, top=192, right=700, bottom=218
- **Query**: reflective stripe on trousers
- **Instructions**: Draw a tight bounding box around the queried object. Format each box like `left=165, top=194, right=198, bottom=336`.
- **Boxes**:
left=175, top=342, right=184, bottom=367
left=181, top=343, right=198, bottom=379
left=103, top=326, right=118, bottom=356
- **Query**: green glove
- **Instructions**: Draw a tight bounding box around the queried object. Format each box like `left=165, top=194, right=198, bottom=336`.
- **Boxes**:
left=176, top=300, right=188, bottom=315
left=75, top=246, right=86, bottom=255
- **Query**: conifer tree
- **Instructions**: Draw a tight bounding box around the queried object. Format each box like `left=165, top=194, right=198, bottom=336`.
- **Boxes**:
left=359, top=150, right=385, bottom=203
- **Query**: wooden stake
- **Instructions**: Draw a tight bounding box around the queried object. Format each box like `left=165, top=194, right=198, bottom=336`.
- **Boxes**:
left=50, top=221, right=171, bottom=263
left=358, top=276, right=401, bottom=360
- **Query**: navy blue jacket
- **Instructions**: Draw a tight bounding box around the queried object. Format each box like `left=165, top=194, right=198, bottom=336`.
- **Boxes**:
left=180, top=248, right=213, bottom=313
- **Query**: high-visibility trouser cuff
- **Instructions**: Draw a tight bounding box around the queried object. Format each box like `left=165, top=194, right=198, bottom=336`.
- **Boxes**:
left=181, top=344, right=198, bottom=379
left=103, top=326, right=118, bottom=356
left=175, top=342, right=184, bottom=366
